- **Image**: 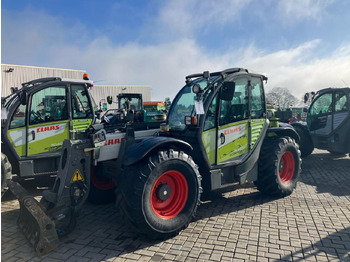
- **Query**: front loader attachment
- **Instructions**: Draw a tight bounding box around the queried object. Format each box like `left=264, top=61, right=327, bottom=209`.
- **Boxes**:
left=8, top=180, right=59, bottom=256
left=8, top=138, right=96, bottom=256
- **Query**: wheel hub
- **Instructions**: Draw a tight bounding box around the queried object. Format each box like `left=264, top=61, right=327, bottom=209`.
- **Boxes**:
left=156, top=183, right=171, bottom=201
left=279, top=162, right=285, bottom=172
left=151, top=170, right=189, bottom=219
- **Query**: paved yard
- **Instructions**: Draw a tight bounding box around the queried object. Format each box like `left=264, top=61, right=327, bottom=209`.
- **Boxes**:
left=2, top=149, right=350, bottom=261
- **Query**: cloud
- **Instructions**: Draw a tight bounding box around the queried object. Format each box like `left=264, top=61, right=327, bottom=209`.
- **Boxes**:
left=241, top=41, right=350, bottom=100
left=2, top=5, right=350, bottom=102
left=154, top=0, right=251, bottom=40
left=276, top=0, right=335, bottom=23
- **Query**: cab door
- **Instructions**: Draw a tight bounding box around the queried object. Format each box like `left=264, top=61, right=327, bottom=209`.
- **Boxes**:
left=70, top=84, right=94, bottom=133
left=216, top=77, right=250, bottom=164
left=27, top=85, right=69, bottom=155
left=307, top=92, right=333, bottom=134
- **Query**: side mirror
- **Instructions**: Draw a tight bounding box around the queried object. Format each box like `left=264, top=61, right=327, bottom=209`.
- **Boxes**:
left=107, top=96, right=113, bottom=105
left=304, top=93, right=309, bottom=103
left=19, top=91, right=27, bottom=105
left=220, top=81, right=235, bottom=101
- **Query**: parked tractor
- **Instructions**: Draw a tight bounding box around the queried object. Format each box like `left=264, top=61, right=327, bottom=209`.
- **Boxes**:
left=102, top=93, right=167, bottom=126
left=1, top=77, right=158, bottom=199
left=291, top=87, right=350, bottom=157
left=6, top=68, right=301, bottom=256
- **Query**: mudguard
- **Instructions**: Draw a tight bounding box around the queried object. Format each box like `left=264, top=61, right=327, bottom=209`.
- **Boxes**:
left=267, top=124, right=300, bottom=143
left=123, top=136, right=192, bottom=166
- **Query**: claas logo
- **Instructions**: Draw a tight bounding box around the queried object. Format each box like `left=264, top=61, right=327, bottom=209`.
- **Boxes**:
left=224, top=126, right=242, bottom=136
left=36, top=125, right=60, bottom=133
left=105, top=137, right=126, bottom=146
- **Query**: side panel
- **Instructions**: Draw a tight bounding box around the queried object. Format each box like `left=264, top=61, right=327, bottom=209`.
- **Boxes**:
left=7, top=127, right=26, bottom=156
left=72, top=119, right=93, bottom=132
left=28, top=121, right=69, bottom=155
left=251, top=119, right=266, bottom=149
left=217, top=121, right=249, bottom=163
left=202, top=128, right=216, bottom=165
left=97, top=129, right=159, bottom=162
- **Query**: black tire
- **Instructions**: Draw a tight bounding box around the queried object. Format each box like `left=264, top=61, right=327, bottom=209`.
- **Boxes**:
left=1, top=153, right=12, bottom=197
left=116, top=149, right=201, bottom=239
left=292, top=124, right=314, bottom=157
left=87, top=166, right=116, bottom=204
left=256, top=137, right=301, bottom=197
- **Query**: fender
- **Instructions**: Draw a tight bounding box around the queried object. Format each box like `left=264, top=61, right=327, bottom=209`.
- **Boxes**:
left=290, top=121, right=308, bottom=131
left=123, top=136, right=193, bottom=166
left=266, top=124, right=300, bottom=143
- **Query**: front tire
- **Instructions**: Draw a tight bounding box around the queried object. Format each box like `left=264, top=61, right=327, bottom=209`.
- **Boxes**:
left=256, top=137, right=301, bottom=197
left=116, top=149, right=201, bottom=239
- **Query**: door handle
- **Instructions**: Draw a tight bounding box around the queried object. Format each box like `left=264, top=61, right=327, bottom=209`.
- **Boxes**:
left=220, top=133, right=225, bottom=145
left=31, top=130, right=35, bottom=140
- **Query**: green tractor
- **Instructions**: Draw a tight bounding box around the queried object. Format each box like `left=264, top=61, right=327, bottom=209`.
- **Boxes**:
left=101, top=93, right=166, bottom=126
left=8, top=68, right=301, bottom=255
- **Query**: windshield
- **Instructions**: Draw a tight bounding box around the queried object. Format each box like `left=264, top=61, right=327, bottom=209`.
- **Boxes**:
left=168, top=76, right=218, bottom=131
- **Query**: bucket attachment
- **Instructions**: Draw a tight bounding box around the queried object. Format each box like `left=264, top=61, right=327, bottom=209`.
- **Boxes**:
left=8, top=180, right=59, bottom=256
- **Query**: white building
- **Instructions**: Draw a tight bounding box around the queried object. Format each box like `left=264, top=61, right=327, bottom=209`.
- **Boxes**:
left=1, top=64, right=151, bottom=108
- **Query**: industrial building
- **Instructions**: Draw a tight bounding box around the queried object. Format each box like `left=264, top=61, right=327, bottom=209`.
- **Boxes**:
left=1, top=64, right=151, bottom=109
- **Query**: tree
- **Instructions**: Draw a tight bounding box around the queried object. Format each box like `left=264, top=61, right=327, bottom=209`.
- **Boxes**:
left=266, top=87, right=298, bottom=109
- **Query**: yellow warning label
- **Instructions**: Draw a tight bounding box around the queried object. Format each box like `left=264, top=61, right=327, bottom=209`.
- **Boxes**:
left=71, top=169, right=84, bottom=183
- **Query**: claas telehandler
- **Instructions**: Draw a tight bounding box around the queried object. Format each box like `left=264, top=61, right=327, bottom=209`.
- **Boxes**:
left=5, top=68, right=301, bottom=255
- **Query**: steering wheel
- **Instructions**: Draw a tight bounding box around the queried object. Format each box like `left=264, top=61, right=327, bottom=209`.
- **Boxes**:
left=31, top=110, right=44, bottom=124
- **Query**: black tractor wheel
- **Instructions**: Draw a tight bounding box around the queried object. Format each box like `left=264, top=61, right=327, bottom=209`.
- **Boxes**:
left=1, top=153, right=12, bottom=197
left=292, top=124, right=314, bottom=157
left=116, top=149, right=201, bottom=239
left=87, top=166, right=116, bottom=204
left=256, top=137, right=301, bottom=197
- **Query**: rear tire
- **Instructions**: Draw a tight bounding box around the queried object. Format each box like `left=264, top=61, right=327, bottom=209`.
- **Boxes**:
left=1, top=153, right=12, bottom=197
left=87, top=166, right=116, bottom=204
left=116, top=149, right=201, bottom=239
left=256, top=137, right=301, bottom=197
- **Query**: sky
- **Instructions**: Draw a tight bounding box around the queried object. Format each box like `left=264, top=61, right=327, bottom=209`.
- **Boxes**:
left=2, top=0, right=350, bottom=102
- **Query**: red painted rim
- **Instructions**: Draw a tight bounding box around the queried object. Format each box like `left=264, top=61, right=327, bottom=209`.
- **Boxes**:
left=90, top=167, right=115, bottom=190
left=151, top=170, right=188, bottom=219
left=279, top=151, right=295, bottom=183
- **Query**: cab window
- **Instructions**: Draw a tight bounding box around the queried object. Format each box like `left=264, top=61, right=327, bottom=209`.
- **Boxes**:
left=219, top=78, right=248, bottom=126
left=71, top=85, right=92, bottom=119
left=9, top=104, right=26, bottom=129
left=334, top=91, right=348, bottom=112
left=30, top=86, right=67, bottom=125
left=204, top=94, right=218, bottom=131
left=310, top=93, right=332, bottom=116
left=250, top=77, right=265, bottom=118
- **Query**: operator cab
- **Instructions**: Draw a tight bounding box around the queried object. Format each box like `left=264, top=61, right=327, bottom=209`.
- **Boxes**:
left=1, top=75, right=95, bottom=176
left=305, top=87, right=350, bottom=154
left=166, top=68, right=268, bottom=181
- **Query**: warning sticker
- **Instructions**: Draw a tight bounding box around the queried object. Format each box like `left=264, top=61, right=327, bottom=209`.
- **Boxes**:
left=71, top=169, right=84, bottom=183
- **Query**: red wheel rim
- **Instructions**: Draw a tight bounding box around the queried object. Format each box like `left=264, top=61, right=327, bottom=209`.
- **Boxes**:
left=279, top=151, right=295, bottom=183
left=90, top=167, right=115, bottom=190
left=151, top=170, right=188, bottom=219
